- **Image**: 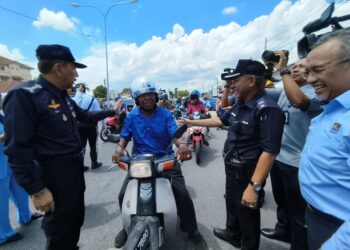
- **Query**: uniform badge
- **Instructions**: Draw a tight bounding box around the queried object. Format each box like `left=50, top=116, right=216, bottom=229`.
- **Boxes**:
left=48, top=99, right=61, bottom=109
left=330, top=123, right=341, bottom=134
left=62, top=114, right=68, bottom=121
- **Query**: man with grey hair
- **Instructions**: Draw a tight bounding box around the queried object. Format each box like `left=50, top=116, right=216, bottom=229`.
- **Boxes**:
left=299, top=28, right=350, bottom=249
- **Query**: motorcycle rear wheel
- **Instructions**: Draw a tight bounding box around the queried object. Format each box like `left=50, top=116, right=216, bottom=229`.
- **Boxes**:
left=194, top=141, right=201, bottom=165
left=99, top=128, right=108, bottom=142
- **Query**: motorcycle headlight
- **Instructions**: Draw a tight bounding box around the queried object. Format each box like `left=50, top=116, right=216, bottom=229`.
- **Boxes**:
left=129, top=161, right=152, bottom=178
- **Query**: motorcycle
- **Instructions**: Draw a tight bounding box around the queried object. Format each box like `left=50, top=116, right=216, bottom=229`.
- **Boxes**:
left=100, top=100, right=134, bottom=142
left=173, top=105, right=187, bottom=120
left=111, top=125, right=187, bottom=250
left=187, top=111, right=209, bottom=165
left=99, top=114, right=124, bottom=142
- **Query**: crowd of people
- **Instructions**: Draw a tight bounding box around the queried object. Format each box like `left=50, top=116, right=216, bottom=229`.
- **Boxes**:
left=0, top=27, right=350, bottom=250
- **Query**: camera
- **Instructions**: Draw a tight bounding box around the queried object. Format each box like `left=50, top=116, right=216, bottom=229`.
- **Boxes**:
left=261, top=50, right=289, bottom=63
left=297, top=2, right=350, bottom=58
left=221, top=68, right=235, bottom=80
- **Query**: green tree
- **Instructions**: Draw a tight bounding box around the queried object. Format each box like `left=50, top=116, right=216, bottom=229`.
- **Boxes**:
left=177, top=90, right=189, bottom=97
left=121, top=88, right=130, bottom=94
left=93, top=85, right=107, bottom=98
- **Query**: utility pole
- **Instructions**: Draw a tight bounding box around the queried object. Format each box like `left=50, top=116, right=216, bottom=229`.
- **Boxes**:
left=264, top=37, right=268, bottom=50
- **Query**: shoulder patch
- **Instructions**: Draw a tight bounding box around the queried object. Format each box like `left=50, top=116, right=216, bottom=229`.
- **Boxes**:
left=257, top=99, right=267, bottom=110
left=21, top=83, right=42, bottom=94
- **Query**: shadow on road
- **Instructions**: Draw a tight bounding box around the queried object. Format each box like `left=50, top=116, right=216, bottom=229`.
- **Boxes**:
left=82, top=201, right=120, bottom=230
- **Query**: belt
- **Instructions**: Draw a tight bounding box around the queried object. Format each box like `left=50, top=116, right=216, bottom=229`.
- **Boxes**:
left=307, top=204, right=344, bottom=226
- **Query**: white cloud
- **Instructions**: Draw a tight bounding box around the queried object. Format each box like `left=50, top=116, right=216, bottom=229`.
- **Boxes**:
left=62, top=0, right=350, bottom=92
left=0, top=44, right=24, bottom=61
left=33, top=8, right=77, bottom=31
left=222, top=6, right=238, bottom=15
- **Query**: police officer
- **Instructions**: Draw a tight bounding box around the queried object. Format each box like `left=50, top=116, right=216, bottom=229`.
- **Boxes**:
left=180, top=59, right=285, bottom=250
left=3, top=44, right=121, bottom=250
left=73, top=83, right=103, bottom=171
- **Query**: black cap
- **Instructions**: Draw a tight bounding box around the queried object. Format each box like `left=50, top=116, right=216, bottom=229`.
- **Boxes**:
left=36, top=44, right=87, bottom=68
left=225, top=59, right=266, bottom=79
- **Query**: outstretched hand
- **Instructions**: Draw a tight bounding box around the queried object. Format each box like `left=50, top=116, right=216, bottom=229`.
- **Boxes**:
left=113, top=99, right=123, bottom=115
left=178, top=118, right=192, bottom=127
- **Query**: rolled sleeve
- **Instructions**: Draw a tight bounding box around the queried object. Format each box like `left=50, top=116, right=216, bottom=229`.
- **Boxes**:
left=219, top=108, right=231, bottom=126
left=120, top=113, right=133, bottom=141
left=258, top=107, right=285, bottom=154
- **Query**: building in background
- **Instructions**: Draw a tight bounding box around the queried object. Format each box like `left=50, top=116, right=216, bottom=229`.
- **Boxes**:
left=0, top=56, right=33, bottom=93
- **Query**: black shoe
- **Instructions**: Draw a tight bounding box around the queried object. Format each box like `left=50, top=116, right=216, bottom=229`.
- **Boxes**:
left=91, top=162, right=103, bottom=170
left=114, top=228, right=127, bottom=248
left=0, top=233, right=23, bottom=246
left=213, top=227, right=241, bottom=248
left=83, top=166, right=89, bottom=172
left=203, top=139, right=209, bottom=146
left=261, top=228, right=291, bottom=243
left=20, top=212, right=43, bottom=225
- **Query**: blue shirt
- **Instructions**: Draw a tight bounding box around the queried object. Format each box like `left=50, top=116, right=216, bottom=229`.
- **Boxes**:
left=276, top=85, right=322, bottom=167
left=73, top=92, right=101, bottom=112
left=121, top=106, right=177, bottom=155
left=299, top=90, right=350, bottom=250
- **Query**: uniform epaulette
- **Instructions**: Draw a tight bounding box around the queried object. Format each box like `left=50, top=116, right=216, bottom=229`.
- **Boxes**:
left=257, top=95, right=279, bottom=110
left=19, top=81, right=43, bottom=94
left=256, top=99, right=268, bottom=110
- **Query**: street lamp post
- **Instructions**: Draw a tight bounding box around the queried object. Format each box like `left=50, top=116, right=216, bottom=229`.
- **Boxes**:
left=72, top=0, right=137, bottom=107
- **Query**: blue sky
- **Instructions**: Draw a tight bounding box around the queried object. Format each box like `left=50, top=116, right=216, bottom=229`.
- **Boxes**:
left=1, top=0, right=349, bottom=92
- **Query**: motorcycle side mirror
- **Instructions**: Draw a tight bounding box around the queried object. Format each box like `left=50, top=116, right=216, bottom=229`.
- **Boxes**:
left=173, top=124, right=187, bottom=139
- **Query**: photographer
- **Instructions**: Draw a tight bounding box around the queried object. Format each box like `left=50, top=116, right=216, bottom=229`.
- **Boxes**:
left=260, top=51, right=322, bottom=250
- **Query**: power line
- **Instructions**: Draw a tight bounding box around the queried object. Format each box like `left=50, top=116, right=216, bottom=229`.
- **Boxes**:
left=0, top=5, right=98, bottom=38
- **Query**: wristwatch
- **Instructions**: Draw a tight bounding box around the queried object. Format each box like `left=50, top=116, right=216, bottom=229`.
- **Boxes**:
left=249, top=180, right=262, bottom=192
left=279, top=68, right=291, bottom=77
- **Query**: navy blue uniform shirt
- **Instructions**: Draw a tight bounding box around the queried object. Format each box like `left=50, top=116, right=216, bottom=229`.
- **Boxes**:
left=220, top=91, right=285, bottom=160
left=3, top=76, right=115, bottom=195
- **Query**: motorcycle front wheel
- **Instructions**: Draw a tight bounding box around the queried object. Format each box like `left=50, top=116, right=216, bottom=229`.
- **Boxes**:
left=194, top=141, right=201, bottom=165
left=99, top=127, right=109, bottom=142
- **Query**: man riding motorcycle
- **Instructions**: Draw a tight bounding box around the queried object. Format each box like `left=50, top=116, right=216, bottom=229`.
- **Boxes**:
left=111, top=82, right=206, bottom=249
left=186, top=90, right=205, bottom=116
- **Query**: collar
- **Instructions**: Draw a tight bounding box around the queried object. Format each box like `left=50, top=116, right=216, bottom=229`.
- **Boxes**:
left=244, top=91, right=264, bottom=109
left=333, top=89, right=350, bottom=109
left=39, top=75, right=67, bottom=99
left=135, top=105, right=158, bottom=116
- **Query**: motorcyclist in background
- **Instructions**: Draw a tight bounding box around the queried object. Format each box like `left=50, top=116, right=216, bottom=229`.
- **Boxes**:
left=186, top=90, right=206, bottom=116
left=158, top=91, right=174, bottom=110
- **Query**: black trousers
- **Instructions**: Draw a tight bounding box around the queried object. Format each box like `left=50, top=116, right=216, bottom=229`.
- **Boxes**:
left=270, top=160, right=290, bottom=235
left=225, top=161, right=261, bottom=250
left=305, top=205, right=343, bottom=250
left=278, top=161, right=308, bottom=250
left=39, top=156, right=85, bottom=250
left=79, top=123, right=98, bottom=165
left=118, top=163, right=198, bottom=233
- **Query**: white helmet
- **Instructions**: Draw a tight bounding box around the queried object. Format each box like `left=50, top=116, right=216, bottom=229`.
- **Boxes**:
left=130, top=81, right=158, bottom=105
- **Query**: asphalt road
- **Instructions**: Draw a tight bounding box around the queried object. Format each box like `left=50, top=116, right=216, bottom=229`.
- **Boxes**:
left=5, top=126, right=290, bottom=250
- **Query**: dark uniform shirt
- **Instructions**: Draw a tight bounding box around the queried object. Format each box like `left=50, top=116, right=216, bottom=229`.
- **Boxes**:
left=220, top=91, right=285, bottom=160
left=3, top=76, right=115, bottom=195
